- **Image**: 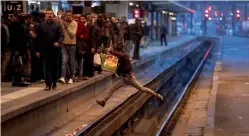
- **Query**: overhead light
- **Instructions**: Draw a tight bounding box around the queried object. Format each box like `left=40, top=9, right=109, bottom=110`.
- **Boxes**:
left=209, top=17, right=211, bottom=20
left=220, top=17, right=222, bottom=20
left=37, top=1, right=40, bottom=5
left=231, top=13, right=233, bottom=16
left=136, top=4, right=139, bottom=7
left=129, top=2, right=133, bottom=6
left=162, top=11, right=165, bottom=14
left=171, top=17, right=177, bottom=20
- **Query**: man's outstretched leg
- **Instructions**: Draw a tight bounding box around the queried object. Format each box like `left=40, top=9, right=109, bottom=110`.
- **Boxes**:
left=126, top=74, right=164, bottom=101
left=96, top=79, right=126, bottom=107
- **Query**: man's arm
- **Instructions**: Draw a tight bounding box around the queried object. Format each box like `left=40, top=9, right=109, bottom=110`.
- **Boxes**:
left=3, top=24, right=10, bottom=45
left=36, top=23, right=42, bottom=52
left=57, top=24, right=65, bottom=44
left=109, top=50, right=126, bottom=59
left=66, top=21, right=77, bottom=38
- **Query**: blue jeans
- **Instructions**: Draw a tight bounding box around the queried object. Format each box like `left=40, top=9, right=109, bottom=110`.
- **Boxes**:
left=61, top=45, right=76, bottom=79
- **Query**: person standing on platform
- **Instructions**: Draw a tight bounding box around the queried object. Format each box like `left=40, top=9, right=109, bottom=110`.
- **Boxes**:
left=36, top=8, right=64, bottom=90
left=141, top=22, right=150, bottom=49
left=82, top=15, right=95, bottom=78
left=160, top=24, right=168, bottom=46
left=58, top=9, right=78, bottom=84
left=96, top=45, right=163, bottom=107
left=8, top=13, right=29, bottom=86
left=76, top=15, right=89, bottom=81
left=131, top=18, right=144, bottom=60
left=118, top=16, right=131, bottom=56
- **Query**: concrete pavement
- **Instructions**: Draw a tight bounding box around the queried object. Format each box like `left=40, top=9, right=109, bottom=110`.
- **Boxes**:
left=171, top=36, right=249, bottom=136
left=212, top=36, right=249, bottom=136
left=204, top=36, right=249, bottom=136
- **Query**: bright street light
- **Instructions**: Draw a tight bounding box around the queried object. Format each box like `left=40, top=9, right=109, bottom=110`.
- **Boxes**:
left=129, top=2, right=133, bottom=6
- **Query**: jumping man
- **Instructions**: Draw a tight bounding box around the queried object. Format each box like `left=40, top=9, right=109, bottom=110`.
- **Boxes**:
left=96, top=45, right=163, bottom=107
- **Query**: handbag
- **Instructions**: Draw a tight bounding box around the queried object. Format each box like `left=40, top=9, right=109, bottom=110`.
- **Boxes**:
left=94, top=53, right=101, bottom=66
left=101, top=54, right=119, bottom=72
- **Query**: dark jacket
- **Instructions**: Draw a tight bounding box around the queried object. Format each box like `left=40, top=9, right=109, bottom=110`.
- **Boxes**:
left=37, top=20, right=64, bottom=52
left=86, top=23, right=96, bottom=50
left=8, top=21, right=26, bottom=55
left=143, top=25, right=150, bottom=36
left=110, top=50, right=132, bottom=76
left=160, top=25, right=168, bottom=35
left=93, top=23, right=103, bottom=49
left=1, top=23, right=9, bottom=54
left=119, top=21, right=131, bottom=40
left=131, top=23, right=144, bottom=41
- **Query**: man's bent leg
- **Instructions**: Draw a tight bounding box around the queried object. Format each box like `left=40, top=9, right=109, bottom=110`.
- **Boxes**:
left=60, top=46, right=69, bottom=78
left=68, top=45, right=76, bottom=79
left=103, top=79, right=126, bottom=102
left=97, top=79, right=126, bottom=107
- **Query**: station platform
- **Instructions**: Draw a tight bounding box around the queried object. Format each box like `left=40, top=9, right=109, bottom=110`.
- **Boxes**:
left=1, top=35, right=197, bottom=136
left=205, top=36, right=249, bottom=136
left=169, top=36, right=249, bottom=136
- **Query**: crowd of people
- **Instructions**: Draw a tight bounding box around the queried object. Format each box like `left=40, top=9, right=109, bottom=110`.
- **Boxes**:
left=1, top=8, right=152, bottom=89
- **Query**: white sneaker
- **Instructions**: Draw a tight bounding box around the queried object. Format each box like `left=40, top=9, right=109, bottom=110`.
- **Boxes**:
left=68, top=78, right=73, bottom=84
left=58, top=77, right=66, bottom=84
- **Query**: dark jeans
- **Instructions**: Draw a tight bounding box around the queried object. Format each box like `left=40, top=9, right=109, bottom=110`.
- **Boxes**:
left=77, top=55, right=84, bottom=76
left=132, top=39, right=141, bottom=59
left=30, top=55, right=43, bottom=82
left=83, top=50, right=94, bottom=77
left=43, top=50, right=59, bottom=86
left=160, top=34, right=167, bottom=45
left=61, top=45, right=76, bottom=79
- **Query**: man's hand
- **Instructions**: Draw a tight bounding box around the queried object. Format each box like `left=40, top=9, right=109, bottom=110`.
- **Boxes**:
left=36, top=52, right=41, bottom=58
left=91, top=48, right=95, bottom=53
left=80, top=35, right=84, bottom=39
left=106, top=46, right=112, bottom=52
left=63, top=22, right=69, bottom=28
left=29, top=30, right=37, bottom=38
left=15, top=51, right=19, bottom=56
left=54, top=42, right=60, bottom=47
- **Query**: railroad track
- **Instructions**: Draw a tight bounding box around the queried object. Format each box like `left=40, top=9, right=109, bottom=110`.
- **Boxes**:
left=72, top=38, right=216, bottom=136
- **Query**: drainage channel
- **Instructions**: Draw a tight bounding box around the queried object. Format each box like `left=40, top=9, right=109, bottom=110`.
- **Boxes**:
left=74, top=38, right=215, bottom=136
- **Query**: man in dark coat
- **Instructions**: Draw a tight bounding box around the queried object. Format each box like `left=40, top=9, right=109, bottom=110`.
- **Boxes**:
left=160, top=24, right=168, bottom=46
left=36, top=9, right=64, bottom=90
left=82, top=15, right=96, bottom=78
left=131, top=18, right=144, bottom=60
left=8, top=12, right=29, bottom=86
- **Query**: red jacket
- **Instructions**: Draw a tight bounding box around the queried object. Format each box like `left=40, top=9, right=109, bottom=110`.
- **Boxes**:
left=76, top=21, right=89, bottom=40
